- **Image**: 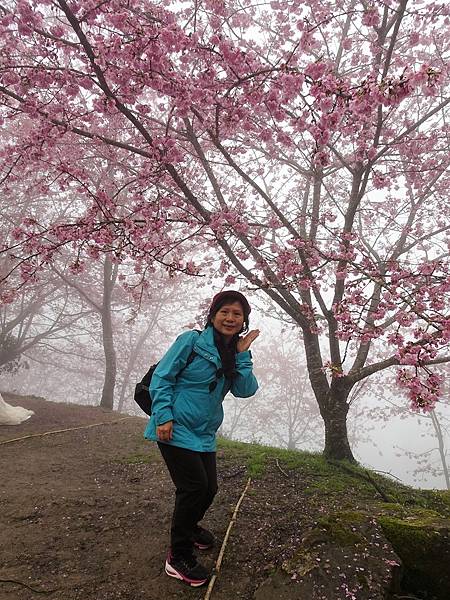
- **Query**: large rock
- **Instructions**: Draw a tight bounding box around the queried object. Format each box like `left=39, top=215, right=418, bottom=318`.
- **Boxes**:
left=379, top=509, right=450, bottom=600
left=253, top=505, right=450, bottom=600
left=254, top=510, right=402, bottom=600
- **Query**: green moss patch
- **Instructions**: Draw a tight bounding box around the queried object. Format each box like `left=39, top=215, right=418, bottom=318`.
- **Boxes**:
left=282, top=545, right=320, bottom=577
left=379, top=514, right=450, bottom=600
left=317, top=514, right=365, bottom=546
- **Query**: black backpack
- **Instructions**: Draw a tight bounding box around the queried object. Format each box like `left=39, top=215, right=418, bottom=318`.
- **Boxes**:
left=134, top=332, right=200, bottom=416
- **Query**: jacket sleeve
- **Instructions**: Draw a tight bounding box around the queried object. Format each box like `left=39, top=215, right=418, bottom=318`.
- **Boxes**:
left=230, top=350, right=259, bottom=398
left=149, top=330, right=199, bottom=426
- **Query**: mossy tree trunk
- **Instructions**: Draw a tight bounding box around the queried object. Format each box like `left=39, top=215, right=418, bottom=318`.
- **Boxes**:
left=310, top=378, right=355, bottom=462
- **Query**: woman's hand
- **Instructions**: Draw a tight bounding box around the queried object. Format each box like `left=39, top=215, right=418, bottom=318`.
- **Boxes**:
left=237, top=329, right=260, bottom=352
left=157, top=420, right=173, bottom=441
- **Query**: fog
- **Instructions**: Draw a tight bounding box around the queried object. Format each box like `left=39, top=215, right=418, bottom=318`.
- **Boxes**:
left=1, top=289, right=448, bottom=491
left=352, top=404, right=450, bottom=490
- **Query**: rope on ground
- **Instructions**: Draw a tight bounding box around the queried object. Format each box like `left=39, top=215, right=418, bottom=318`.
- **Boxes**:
left=203, top=477, right=252, bottom=600
left=0, top=417, right=136, bottom=446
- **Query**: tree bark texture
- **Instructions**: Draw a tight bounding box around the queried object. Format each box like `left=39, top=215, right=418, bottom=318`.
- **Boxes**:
left=321, top=391, right=355, bottom=462
left=100, top=257, right=117, bottom=410
left=302, top=331, right=355, bottom=461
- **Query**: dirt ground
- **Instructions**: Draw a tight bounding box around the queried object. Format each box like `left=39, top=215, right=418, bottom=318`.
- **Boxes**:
left=0, top=394, right=406, bottom=600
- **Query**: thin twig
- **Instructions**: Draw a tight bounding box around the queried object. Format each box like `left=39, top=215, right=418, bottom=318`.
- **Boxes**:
left=0, top=417, right=135, bottom=445
left=203, top=478, right=252, bottom=600
left=371, top=469, right=403, bottom=482
left=275, top=458, right=290, bottom=478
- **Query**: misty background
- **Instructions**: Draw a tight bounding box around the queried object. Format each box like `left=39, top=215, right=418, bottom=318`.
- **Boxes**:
left=1, top=263, right=448, bottom=490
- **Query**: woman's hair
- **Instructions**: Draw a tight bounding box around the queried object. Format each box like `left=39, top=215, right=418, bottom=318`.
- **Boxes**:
left=206, top=290, right=251, bottom=334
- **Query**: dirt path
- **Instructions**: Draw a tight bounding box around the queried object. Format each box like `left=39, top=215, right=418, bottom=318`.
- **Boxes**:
left=1, top=395, right=255, bottom=600
left=1, top=394, right=406, bottom=600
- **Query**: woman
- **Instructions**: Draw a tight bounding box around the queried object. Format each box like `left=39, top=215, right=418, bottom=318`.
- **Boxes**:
left=144, top=290, right=259, bottom=587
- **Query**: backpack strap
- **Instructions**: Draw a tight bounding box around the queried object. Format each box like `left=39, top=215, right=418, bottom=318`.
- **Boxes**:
left=180, top=329, right=201, bottom=373
left=134, top=330, right=201, bottom=416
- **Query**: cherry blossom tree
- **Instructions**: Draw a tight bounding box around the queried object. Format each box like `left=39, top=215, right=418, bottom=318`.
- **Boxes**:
left=1, top=0, right=450, bottom=459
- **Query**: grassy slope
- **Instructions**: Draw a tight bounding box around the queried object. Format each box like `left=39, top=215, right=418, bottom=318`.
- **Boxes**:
left=215, top=437, right=450, bottom=600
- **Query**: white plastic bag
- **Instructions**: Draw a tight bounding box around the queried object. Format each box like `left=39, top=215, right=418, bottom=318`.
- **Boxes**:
left=0, top=393, right=34, bottom=425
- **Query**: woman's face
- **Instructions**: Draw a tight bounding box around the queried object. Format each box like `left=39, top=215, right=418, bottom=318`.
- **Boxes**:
left=211, top=301, right=245, bottom=340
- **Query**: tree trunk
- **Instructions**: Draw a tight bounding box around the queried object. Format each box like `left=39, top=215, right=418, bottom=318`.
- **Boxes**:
left=116, top=333, right=145, bottom=413
left=321, top=385, right=355, bottom=461
left=322, top=405, right=354, bottom=461
left=431, top=410, right=450, bottom=490
left=116, top=305, right=164, bottom=413
left=100, top=257, right=117, bottom=410
left=287, top=437, right=297, bottom=451
left=301, top=329, right=355, bottom=461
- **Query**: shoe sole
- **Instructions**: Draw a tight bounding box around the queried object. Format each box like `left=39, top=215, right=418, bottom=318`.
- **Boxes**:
left=165, top=560, right=208, bottom=587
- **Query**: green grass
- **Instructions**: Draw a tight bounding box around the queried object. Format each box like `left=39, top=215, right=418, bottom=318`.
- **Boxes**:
left=121, top=452, right=158, bottom=465
left=217, top=437, right=450, bottom=514
left=119, top=434, right=449, bottom=599
left=118, top=436, right=449, bottom=518
left=218, top=436, right=331, bottom=476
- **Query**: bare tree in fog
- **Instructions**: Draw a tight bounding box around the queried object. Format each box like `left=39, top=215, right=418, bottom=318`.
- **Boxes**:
left=53, top=255, right=119, bottom=409
left=115, top=281, right=196, bottom=413
left=353, top=369, right=450, bottom=489
left=429, top=409, right=450, bottom=490
left=401, top=398, right=450, bottom=490
left=0, top=277, right=93, bottom=375
left=222, top=332, right=323, bottom=451
left=256, top=336, right=322, bottom=451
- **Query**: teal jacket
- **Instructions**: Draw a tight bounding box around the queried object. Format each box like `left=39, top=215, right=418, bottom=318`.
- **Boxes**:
left=144, top=325, right=258, bottom=452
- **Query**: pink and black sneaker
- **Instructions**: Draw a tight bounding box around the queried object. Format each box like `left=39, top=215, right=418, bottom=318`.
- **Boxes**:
left=165, top=550, right=209, bottom=587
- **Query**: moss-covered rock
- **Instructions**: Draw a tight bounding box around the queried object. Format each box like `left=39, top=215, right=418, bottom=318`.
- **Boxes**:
left=379, top=512, right=450, bottom=600
left=317, top=513, right=365, bottom=546
left=255, top=511, right=401, bottom=600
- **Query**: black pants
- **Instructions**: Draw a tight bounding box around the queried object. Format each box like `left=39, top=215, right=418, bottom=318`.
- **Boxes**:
left=158, top=443, right=218, bottom=558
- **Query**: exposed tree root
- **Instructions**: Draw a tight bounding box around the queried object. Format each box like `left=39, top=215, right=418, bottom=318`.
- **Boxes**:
left=328, top=459, right=393, bottom=503
left=0, top=578, right=58, bottom=594
left=275, top=458, right=289, bottom=478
